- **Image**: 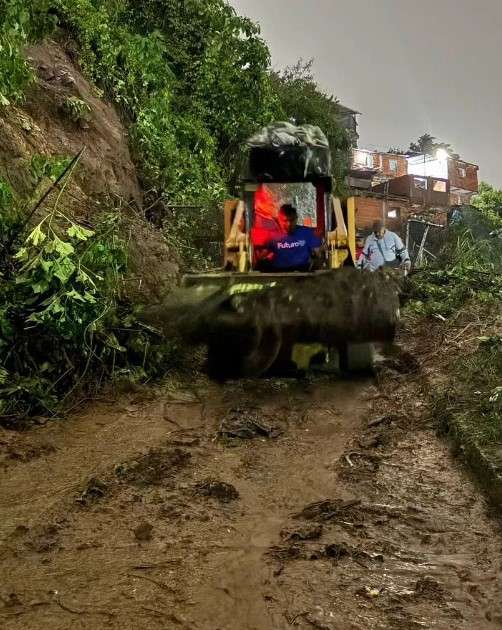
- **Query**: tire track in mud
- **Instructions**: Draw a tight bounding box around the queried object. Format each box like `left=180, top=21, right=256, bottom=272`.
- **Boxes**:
left=1, top=370, right=502, bottom=630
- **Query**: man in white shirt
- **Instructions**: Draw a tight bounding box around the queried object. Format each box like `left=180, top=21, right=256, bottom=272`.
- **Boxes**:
left=360, top=221, right=411, bottom=272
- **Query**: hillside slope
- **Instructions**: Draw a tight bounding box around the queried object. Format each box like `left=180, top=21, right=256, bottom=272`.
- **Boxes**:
left=0, top=40, right=178, bottom=300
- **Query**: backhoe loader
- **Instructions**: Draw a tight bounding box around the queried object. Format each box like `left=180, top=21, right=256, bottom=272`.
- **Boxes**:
left=148, top=123, right=400, bottom=380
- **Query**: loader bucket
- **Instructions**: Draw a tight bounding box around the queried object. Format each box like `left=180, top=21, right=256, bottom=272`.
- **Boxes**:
left=142, top=268, right=400, bottom=380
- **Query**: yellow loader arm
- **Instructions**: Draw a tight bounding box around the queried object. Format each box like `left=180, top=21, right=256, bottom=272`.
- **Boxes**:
left=327, top=196, right=356, bottom=269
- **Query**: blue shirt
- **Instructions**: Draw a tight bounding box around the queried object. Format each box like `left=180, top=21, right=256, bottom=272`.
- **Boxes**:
left=268, top=226, right=322, bottom=270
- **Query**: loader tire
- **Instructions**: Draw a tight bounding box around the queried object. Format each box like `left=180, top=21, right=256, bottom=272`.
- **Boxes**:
left=339, top=342, right=375, bottom=374
left=207, top=325, right=282, bottom=381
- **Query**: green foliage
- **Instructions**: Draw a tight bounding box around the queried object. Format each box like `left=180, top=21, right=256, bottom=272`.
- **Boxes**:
left=270, top=59, right=352, bottom=193
left=54, top=0, right=174, bottom=114
left=0, top=22, right=33, bottom=105
left=49, top=0, right=278, bottom=202
left=443, top=330, right=502, bottom=448
left=131, top=91, right=225, bottom=201
left=0, top=0, right=57, bottom=104
left=406, top=187, right=502, bottom=319
left=190, top=5, right=279, bottom=169
left=0, top=0, right=57, bottom=40
left=409, top=182, right=502, bottom=455
left=387, top=147, right=407, bottom=155
left=0, top=177, right=19, bottom=246
left=61, top=96, right=91, bottom=122
left=0, top=176, right=14, bottom=211
left=472, top=182, right=502, bottom=222
left=30, top=154, right=72, bottom=184
left=0, top=193, right=178, bottom=419
left=406, top=229, right=502, bottom=318
left=0, top=0, right=351, bottom=266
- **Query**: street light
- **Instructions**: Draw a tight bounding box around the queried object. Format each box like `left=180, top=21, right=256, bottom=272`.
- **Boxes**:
left=436, top=148, right=449, bottom=161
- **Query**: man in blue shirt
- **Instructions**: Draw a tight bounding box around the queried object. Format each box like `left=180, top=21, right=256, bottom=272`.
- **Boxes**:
left=361, top=220, right=411, bottom=272
left=265, top=204, right=322, bottom=272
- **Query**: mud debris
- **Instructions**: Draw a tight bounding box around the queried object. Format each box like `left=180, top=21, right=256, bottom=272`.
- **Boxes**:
left=218, top=407, right=283, bottom=441
left=77, top=477, right=108, bottom=505
left=194, top=480, right=240, bottom=503
left=367, top=414, right=396, bottom=428
left=414, top=576, right=447, bottom=602
left=294, top=498, right=362, bottom=522
left=5, top=443, right=56, bottom=463
left=133, top=522, right=154, bottom=541
left=268, top=544, right=303, bottom=562
left=26, top=524, right=61, bottom=553
left=280, top=523, right=323, bottom=542
left=2, top=365, right=502, bottom=629
left=115, top=447, right=191, bottom=486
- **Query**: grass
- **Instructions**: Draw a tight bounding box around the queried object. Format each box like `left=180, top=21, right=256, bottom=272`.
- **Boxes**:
left=448, top=330, right=502, bottom=449
left=404, top=218, right=502, bottom=500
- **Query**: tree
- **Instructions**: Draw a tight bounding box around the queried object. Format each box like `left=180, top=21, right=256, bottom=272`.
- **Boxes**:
left=387, top=147, right=407, bottom=155
left=119, top=0, right=280, bottom=179
left=270, top=59, right=351, bottom=193
left=408, top=133, right=458, bottom=158
left=472, top=182, right=502, bottom=219
left=50, top=0, right=281, bottom=200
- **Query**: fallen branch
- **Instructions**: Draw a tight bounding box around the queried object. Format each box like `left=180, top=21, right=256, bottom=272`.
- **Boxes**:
left=9, top=147, right=86, bottom=253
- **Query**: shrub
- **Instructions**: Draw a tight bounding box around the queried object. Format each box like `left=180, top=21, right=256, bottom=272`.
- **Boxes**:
left=0, top=181, right=179, bottom=420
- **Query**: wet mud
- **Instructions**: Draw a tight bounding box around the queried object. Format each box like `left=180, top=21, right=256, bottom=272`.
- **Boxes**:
left=1, top=364, right=502, bottom=629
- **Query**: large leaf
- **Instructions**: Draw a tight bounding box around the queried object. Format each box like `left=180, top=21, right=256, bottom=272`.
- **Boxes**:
left=67, top=224, right=95, bottom=241
left=52, top=237, right=75, bottom=257
left=26, top=224, right=46, bottom=246
left=53, top=258, right=76, bottom=284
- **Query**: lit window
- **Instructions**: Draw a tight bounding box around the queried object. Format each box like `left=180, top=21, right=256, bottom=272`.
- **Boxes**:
left=387, top=207, right=400, bottom=219
left=433, top=180, right=447, bottom=192
left=389, top=159, right=398, bottom=172
left=414, top=177, right=427, bottom=190
left=355, top=151, right=367, bottom=165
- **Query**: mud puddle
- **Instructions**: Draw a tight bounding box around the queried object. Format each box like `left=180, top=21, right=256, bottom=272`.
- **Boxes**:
left=1, top=370, right=502, bottom=629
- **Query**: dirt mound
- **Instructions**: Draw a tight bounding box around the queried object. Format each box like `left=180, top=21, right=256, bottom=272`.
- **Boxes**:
left=0, top=40, right=179, bottom=300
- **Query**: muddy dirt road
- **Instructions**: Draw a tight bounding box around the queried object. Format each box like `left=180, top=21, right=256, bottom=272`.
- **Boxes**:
left=1, top=363, right=502, bottom=629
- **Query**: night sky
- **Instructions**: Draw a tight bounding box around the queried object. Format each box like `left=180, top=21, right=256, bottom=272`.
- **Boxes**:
left=231, top=0, right=502, bottom=187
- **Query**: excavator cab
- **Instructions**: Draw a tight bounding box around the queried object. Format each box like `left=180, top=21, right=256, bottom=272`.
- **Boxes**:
left=222, top=179, right=358, bottom=275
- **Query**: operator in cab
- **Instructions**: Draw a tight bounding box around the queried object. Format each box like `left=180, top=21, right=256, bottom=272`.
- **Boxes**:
left=262, top=204, right=323, bottom=272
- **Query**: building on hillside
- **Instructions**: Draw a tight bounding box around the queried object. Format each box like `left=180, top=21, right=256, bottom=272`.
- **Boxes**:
left=338, top=104, right=361, bottom=147
left=407, top=154, right=479, bottom=205
left=350, top=148, right=408, bottom=187
left=349, top=149, right=479, bottom=236
left=372, top=175, right=450, bottom=210
left=353, top=173, right=451, bottom=236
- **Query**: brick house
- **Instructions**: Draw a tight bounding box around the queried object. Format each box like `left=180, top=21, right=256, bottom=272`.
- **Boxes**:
left=407, top=154, right=479, bottom=206
left=447, top=160, right=479, bottom=205
left=351, top=149, right=408, bottom=184
left=349, top=148, right=479, bottom=236
left=353, top=193, right=411, bottom=234
left=352, top=173, right=451, bottom=236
